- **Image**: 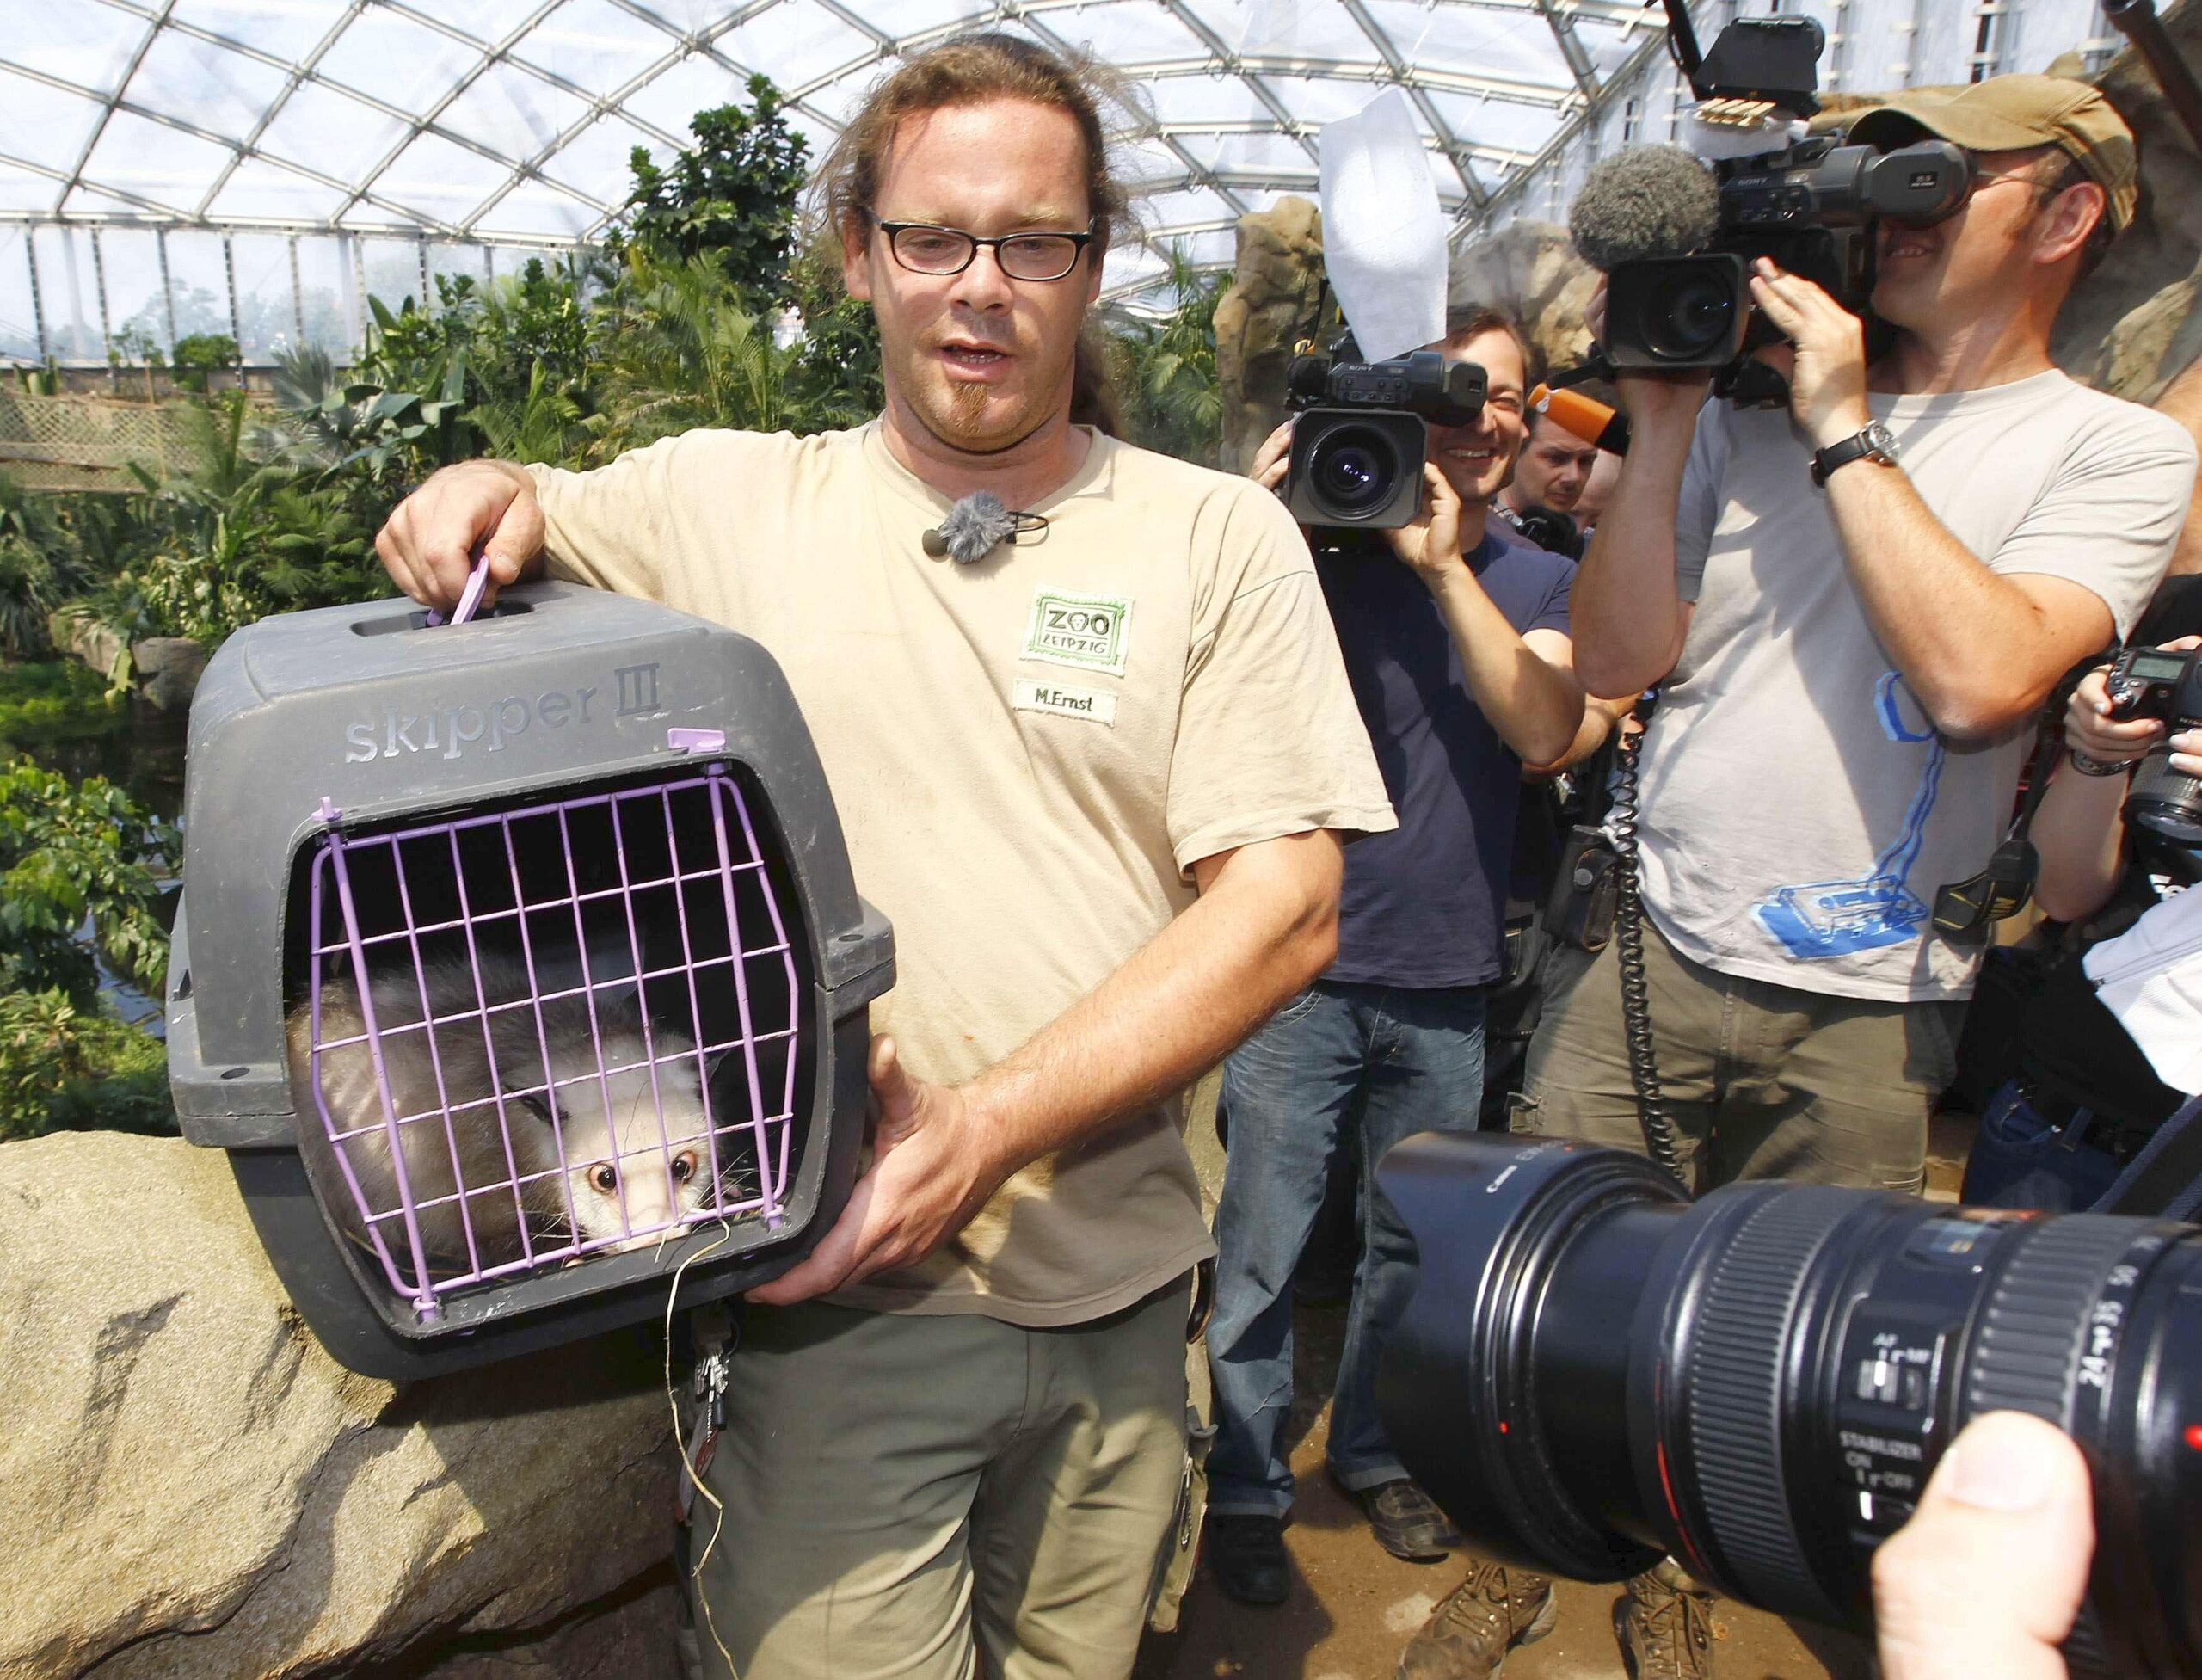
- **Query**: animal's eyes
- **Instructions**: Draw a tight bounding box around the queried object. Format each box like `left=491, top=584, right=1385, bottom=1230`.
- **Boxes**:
left=671, top=1154, right=696, bottom=1184
left=589, top=1164, right=618, bottom=1194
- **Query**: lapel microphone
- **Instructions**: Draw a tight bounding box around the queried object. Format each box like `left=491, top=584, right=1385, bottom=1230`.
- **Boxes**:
left=921, top=492, right=1049, bottom=564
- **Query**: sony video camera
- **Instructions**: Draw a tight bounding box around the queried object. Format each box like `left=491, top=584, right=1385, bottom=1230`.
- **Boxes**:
left=1282, top=345, right=1486, bottom=530
left=2106, top=644, right=2202, bottom=845
left=1602, top=10, right=1970, bottom=403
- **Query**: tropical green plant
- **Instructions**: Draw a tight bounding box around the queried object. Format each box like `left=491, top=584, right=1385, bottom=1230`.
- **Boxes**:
left=0, top=754, right=177, bottom=1005
left=1106, top=256, right=1231, bottom=467
left=72, top=392, right=391, bottom=645
left=0, top=988, right=172, bottom=1141
left=0, top=475, right=90, bottom=657
left=610, top=78, right=810, bottom=316
left=0, top=661, right=123, bottom=746
left=785, top=248, right=885, bottom=431
left=587, top=255, right=808, bottom=456
left=170, top=332, right=240, bottom=393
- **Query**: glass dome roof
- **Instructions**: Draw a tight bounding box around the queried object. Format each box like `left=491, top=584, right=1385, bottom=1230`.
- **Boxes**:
left=0, top=0, right=2123, bottom=361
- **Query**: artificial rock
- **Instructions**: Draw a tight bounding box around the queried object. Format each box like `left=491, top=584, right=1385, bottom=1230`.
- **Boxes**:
left=1213, top=196, right=1326, bottom=474
left=0, top=1131, right=682, bottom=1679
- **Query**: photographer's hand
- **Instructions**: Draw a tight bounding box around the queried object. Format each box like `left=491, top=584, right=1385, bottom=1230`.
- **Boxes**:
left=1872, top=1411, right=2093, bottom=1680
left=1746, top=258, right=1871, bottom=448
left=1384, top=463, right=1465, bottom=580
left=1249, top=420, right=1294, bottom=494
left=2066, top=641, right=2200, bottom=767
left=1390, top=465, right=1586, bottom=765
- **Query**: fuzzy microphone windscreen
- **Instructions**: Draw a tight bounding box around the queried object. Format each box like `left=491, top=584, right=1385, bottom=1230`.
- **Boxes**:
left=1567, top=145, right=1721, bottom=272
left=922, top=491, right=1021, bottom=565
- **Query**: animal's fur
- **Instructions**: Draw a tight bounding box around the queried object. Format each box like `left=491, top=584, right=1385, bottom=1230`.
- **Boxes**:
left=286, top=950, right=726, bottom=1276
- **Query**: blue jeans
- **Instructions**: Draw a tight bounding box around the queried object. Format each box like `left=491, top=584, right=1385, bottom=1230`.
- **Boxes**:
left=1959, top=1081, right=2125, bottom=1212
left=1207, top=980, right=1487, bottom=1516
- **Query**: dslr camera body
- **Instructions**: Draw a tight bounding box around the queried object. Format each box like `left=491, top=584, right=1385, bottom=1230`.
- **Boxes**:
left=1282, top=345, right=1486, bottom=531
left=2105, top=644, right=2202, bottom=845
left=1602, top=13, right=1969, bottom=403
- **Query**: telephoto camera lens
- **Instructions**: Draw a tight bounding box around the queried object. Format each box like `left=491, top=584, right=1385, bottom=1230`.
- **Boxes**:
left=1376, top=1132, right=2202, bottom=1678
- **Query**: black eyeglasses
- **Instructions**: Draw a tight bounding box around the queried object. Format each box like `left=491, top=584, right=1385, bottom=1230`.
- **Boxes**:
left=873, top=219, right=1096, bottom=282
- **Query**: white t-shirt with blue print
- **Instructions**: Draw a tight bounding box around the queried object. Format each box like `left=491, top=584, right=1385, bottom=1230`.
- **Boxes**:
left=1638, top=369, right=2194, bottom=1003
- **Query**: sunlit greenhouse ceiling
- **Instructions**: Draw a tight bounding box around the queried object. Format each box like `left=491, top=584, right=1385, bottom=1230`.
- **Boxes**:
left=0, top=0, right=2126, bottom=362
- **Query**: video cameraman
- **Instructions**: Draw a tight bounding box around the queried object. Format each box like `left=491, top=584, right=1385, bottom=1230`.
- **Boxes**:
left=1203, top=305, right=1585, bottom=1599
left=1522, top=76, right=2194, bottom=1199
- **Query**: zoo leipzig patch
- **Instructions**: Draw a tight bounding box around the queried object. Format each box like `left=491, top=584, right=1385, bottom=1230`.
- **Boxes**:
left=1022, top=589, right=1132, bottom=676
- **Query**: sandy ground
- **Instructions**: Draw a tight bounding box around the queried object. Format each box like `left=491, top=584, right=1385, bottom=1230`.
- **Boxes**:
left=1130, top=1075, right=1974, bottom=1680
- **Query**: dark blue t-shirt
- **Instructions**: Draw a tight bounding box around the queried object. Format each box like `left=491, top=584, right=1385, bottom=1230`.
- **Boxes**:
left=1316, top=527, right=1575, bottom=988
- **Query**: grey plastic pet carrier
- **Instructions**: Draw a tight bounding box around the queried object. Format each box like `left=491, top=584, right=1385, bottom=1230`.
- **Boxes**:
left=169, top=580, right=894, bottom=1379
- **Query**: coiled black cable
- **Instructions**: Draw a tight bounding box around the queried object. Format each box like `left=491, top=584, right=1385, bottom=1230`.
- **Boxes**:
left=1609, top=719, right=1692, bottom=1190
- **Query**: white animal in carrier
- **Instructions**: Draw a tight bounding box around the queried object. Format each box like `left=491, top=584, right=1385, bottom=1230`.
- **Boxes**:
left=169, top=582, right=892, bottom=1378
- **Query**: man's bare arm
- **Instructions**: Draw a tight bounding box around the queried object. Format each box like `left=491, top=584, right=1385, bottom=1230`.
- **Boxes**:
left=1821, top=465, right=2113, bottom=738
left=1567, top=384, right=1704, bottom=698
left=1744, top=263, right=2113, bottom=739
left=1526, top=690, right=1637, bottom=779
left=748, top=827, right=1346, bottom=1304
left=1424, top=575, right=1585, bottom=767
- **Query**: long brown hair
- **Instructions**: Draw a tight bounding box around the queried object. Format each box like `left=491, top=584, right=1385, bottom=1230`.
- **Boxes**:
left=809, top=33, right=1134, bottom=436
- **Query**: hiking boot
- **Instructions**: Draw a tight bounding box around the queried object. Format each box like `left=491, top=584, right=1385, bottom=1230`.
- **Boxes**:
left=1349, top=1476, right=1465, bottom=1562
left=1616, top=1557, right=1719, bottom=1679
left=1206, top=1512, right=1289, bottom=1605
left=1396, top=1559, right=1557, bottom=1679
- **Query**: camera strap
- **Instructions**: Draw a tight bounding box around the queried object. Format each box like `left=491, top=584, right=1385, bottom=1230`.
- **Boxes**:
left=1928, top=706, right=2058, bottom=939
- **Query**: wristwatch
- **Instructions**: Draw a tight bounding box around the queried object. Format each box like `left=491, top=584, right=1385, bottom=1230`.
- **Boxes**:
left=1811, top=421, right=1902, bottom=488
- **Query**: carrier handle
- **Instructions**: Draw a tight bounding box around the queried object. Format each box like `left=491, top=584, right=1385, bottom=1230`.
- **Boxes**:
left=425, top=555, right=492, bottom=627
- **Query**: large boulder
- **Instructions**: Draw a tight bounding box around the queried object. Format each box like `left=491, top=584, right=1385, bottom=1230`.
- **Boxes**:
left=131, top=637, right=209, bottom=714
left=1213, top=197, right=1326, bottom=473
left=1447, top=221, right=1602, bottom=381
left=2051, top=1, right=2202, bottom=398
left=0, top=1131, right=683, bottom=1679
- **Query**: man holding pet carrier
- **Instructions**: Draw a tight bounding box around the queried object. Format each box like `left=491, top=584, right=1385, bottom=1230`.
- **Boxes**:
left=373, top=31, right=1392, bottom=1680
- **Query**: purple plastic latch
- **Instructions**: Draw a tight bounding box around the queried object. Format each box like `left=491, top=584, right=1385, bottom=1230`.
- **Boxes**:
left=425, top=557, right=491, bottom=628
left=667, top=729, right=727, bottom=754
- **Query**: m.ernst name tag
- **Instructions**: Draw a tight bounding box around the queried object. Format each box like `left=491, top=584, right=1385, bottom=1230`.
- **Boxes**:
left=1012, top=678, right=1117, bottom=725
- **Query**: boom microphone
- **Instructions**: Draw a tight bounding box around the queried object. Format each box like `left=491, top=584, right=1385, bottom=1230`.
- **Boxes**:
left=1567, top=145, right=1719, bottom=271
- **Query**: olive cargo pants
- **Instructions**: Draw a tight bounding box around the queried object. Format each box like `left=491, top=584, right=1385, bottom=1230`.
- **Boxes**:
left=693, top=1283, right=1190, bottom=1680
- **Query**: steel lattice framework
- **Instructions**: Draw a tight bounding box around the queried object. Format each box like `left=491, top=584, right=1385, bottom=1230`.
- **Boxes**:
left=0, top=0, right=2119, bottom=359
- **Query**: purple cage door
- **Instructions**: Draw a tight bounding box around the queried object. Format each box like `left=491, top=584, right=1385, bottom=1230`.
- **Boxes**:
left=295, top=765, right=804, bottom=1321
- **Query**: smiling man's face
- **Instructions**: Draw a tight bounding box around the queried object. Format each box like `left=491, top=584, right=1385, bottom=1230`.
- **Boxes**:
left=843, top=96, right=1101, bottom=457
left=1423, top=326, right=1528, bottom=508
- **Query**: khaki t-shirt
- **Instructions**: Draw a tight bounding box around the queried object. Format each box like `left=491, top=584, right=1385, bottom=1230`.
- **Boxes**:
left=527, top=422, right=1393, bottom=1324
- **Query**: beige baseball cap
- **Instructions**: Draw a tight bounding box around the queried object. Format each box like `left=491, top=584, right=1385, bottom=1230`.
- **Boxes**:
left=1846, top=73, right=2137, bottom=232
